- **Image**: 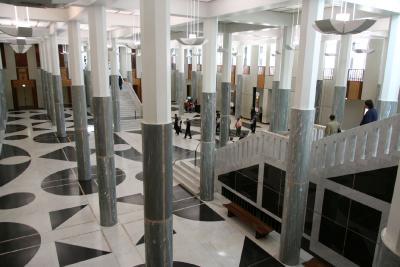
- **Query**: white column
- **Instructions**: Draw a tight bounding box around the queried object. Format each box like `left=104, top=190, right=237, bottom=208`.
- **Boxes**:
left=85, top=45, right=91, bottom=71
left=250, top=45, right=259, bottom=87
left=88, top=5, right=110, bottom=97
left=378, top=15, right=400, bottom=119
left=126, top=48, right=132, bottom=72
left=236, top=43, right=244, bottom=75
left=335, top=35, right=352, bottom=88
left=119, top=46, right=128, bottom=79
left=45, top=38, right=52, bottom=75
left=317, top=39, right=326, bottom=81
left=176, top=45, right=184, bottom=73
left=111, top=38, right=118, bottom=76
left=68, top=21, right=83, bottom=86
left=264, top=42, right=272, bottom=82
left=280, top=25, right=295, bottom=89
left=222, top=32, right=232, bottom=83
left=202, top=18, right=218, bottom=94
left=274, top=34, right=283, bottom=83
left=192, top=47, right=198, bottom=71
left=136, top=52, right=142, bottom=78
left=49, top=32, right=60, bottom=75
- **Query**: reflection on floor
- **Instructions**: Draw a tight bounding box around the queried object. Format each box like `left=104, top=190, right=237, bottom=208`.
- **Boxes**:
left=0, top=108, right=311, bottom=266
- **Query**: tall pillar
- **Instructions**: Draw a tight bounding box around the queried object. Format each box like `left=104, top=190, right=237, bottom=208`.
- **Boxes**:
left=272, top=26, right=294, bottom=133
left=377, top=15, right=400, bottom=119
left=235, top=44, right=244, bottom=119
left=263, top=42, right=272, bottom=124
left=220, top=32, right=232, bottom=147
left=84, top=46, right=92, bottom=108
left=200, top=17, right=218, bottom=201
left=315, top=39, right=326, bottom=123
left=270, top=34, right=282, bottom=130
left=119, top=46, right=127, bottom=79
left=279, top=0, right=324, bottom=265
left=68, top=20, right=91, bottom=182
left=140, top=0, right=173, bottom=265
left=44, top=37, right=56, bottom=124
left=110, top=38, right=121, bottom=132
left=0, top=46, right=6, bottom=135
left=375, top=159, right=400, bottom=266
left=376, top=38, right=387, bottom=103
left=332, top=34, right=351, bottom=123
left=176, top=45, right=185, bottom=116
left=126, top=48, right=133, bottom=84
left=88, top=4, right=117, bottom=227
left=50, top=25, right=67, bottom=137
left=39, top=41, right=49, bottom=116
left=191, top=47, right=198, bottom=101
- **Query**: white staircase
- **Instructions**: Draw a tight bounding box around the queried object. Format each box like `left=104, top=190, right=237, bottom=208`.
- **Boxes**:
left=119, top=83, right=142, bottom=131
left=173, top=159, right=200, bottom=195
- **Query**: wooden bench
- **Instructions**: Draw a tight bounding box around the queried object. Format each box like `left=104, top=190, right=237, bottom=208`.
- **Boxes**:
left=223, top=202, right=273, bottom=239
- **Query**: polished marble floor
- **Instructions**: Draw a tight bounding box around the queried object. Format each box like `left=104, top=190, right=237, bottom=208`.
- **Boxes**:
left=0, top=108, right=312, bottom=266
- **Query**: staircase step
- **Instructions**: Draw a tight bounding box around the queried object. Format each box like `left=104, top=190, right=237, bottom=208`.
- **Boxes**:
left=175, top=163, right=200, bottom=182
left=180, top=160, right=200, bottom=176
left=173, top=169, right=200, bottom=195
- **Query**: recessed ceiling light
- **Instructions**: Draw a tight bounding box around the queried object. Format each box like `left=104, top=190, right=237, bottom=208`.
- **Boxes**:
left=106, top=9, right=118, bottom=13
left=119, top=11, right=132, bottom=15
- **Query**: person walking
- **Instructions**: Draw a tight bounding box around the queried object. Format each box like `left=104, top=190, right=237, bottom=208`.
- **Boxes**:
left=216, top=112, right=221, bottom=133
left=324, top=114, right=341, bottom=136
left=184, top=118, right=192, bottom=139
left=251, top=115, right=257, bottom=133
left=174, top=114, right=180, bottom=135
left=235, top=117, right=242, bottom=137
left=360, top=99, right=378, bottom=125
left=118, top=76, right=123, bottom=90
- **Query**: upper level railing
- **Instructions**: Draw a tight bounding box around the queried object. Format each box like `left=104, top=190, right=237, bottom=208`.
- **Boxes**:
left=347, top=69, right=365, bottom=82
left=310, top=114, right=400, bottom=179
left=215, top=131, right=289, bottom=175
left=323, top=68, right=334, bottom=80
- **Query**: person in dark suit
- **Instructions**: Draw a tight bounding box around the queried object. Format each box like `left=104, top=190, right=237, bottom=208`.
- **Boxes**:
left=118, top=76, right=123, bottom=90
left=360, top=100, right=378, bottom=125
left=174, top=114, right=180, bottom=135
left=184, top=118, right=192, bottom=139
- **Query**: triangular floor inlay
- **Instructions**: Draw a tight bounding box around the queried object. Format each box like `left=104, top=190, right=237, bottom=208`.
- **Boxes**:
left=40, top=146, right=77, bottom=161
left=49, top=205, right=87, bottom=230
left=55, top=241, right=110, bottom=267
left=239, top=237, right=283, bottom=267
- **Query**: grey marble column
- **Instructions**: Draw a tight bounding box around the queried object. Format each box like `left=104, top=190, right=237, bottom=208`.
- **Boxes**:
left=235, top=75, right=243, bottom=119
left=220, top=82, right=231, bottom=147
left=191, top=71, right=198, bottom=101
left=377, top=100, right=397, bottom=120
left=71, top=85, right=91, bottom=181
left=279, top=108, right=314, bottom=265
left=269, top=81, right=280, bottom=131
left=271, top=88, right=290, bottom=133
left=200, top=92, right=216, bottom=201
left=314, top=80, right=323, bottom=123
left=84, top=70, right=92, bottom=108
left=176, top=72, right=184, bottom=116
left=332, top=85, right=346, bottom=123
left=0, top=69, right=6, bottom=135
left=52, top=75, right=66, bottom=137
left=40, top=70, right=49, bottom=116
left=110, top=75, right=121, bottom=132
left=47, top=72, right=56, bottom=125
left=92, top=97, right=117, bottom=226
left=375, top=231, right=400, bottom=267
left=142, top=123, right=173, bottom=266
left=266, top=88, right=273, bottom=123
left=171, top=70, right=177, bottom=103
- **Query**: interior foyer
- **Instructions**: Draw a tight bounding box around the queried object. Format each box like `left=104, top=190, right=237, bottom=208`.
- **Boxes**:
left=0, top=0, right=400, bottom=266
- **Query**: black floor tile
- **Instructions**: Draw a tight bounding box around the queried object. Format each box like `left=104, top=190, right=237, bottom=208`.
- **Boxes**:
left=173, top=197, right=201, bottom=211
left=0, top=234, right=41, bottom=254
left=0, top=161, right=31, bottom=186
left=5, top=124, right=27, bottom=134
left=0, top=245, right=40, bottom=267
left=49, top=205, right=88, bottom=230
left=55, top=242, right=110, bottom=267
left=0, top=192, right=35, bottom=209
left=239, top=236, right=280, bottom=267
left=173, top=203, right=224, bottom=222
left=40, top=146, right=77, bottom=161
left=117, top=193, right=144, bottom=205
left=4, top=135, right=28, bottom=140
left=7, top=117, right=23, bottom=122
left=135, top=261, right=198, bottom=267
left=30, top=114, right=49, bottom=120
left=0, top=144, right=30, bottom=159
left=173, top=185, right=194, bottom=201
left=115, top=147, right=142, bottom=161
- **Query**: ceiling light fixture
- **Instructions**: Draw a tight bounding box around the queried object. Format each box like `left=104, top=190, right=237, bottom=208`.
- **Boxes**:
left=178, top=0, right=206, bottom=46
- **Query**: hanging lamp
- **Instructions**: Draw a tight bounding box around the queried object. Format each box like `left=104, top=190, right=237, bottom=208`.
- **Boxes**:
left=177, top=0, right=206, bottom=46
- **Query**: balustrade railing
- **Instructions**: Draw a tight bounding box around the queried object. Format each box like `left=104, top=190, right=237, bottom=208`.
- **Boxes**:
left=310, top=114, right=400, bottom=179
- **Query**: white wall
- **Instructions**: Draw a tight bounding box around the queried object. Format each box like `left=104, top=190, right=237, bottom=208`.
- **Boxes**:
left=362, top=39, right=384, bottom=101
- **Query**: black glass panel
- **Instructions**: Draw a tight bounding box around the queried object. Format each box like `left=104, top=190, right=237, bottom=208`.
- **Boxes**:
left=321, top=189, right=350, bottom=227
left=329, top=174, right=355, bottom=188
left=237, top=165, right=259, bottom=182
left=318, top=217, right=346, bottom=255
left=354, top=166, right=397, bottom=203
left=307, top=182, right=317, bottom=211
left=235, top=172, right=258, bottom=202
left=218, top=172, right=235, bottom=188
left=343, top=230, right=375, bottom=267
left=262, top=186, right=279, bottom=216
left=348, top=200, right=381, bottom=242
left=304, top=209, right=314, bottom=236
left=263, top=164, right=284, bottom=192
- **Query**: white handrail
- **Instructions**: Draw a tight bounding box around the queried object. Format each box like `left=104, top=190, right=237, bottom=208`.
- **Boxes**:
left=215, top=131, right=289, bottom=175
left=310, top=114, right=400, bottom=179
left=123, top=82, right=143, bottom=115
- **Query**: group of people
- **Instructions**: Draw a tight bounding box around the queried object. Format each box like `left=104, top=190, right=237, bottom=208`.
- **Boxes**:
left=325, top=99, right=378, bottom=136
left=174, top=114, right=192, bottom=139
left=184, top=99, right=197, bottom=113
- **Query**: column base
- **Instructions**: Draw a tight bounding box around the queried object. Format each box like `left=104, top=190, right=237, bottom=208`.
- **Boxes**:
left=83, top=70, right=92, bottom=108
left=377, top=100, right=397, bottom=120
left=375, top=228, right=400, bottom=267
left=110, top=75, right=121, bottom=132
left=191, top=71, right=198, bottom=101
left=279, top=108, right=315, bottom=266
left=200, top=92, right=216, bottom=201
left=92, top=97, right=117, bottom=227
left=71, top=85, right=91, bottom=181
left=332, top=85, right=346, bottom=123
left=53, top=75, right=66, bottom=137
left=176, top=72, right=185, bottom=116
left=142, top=123, right=173, bottom=266
left=47, top=72, right=56, bottom=125
left=314, top=80, right=323, bottom=123
left=220, top=82, right=231, bottom=147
